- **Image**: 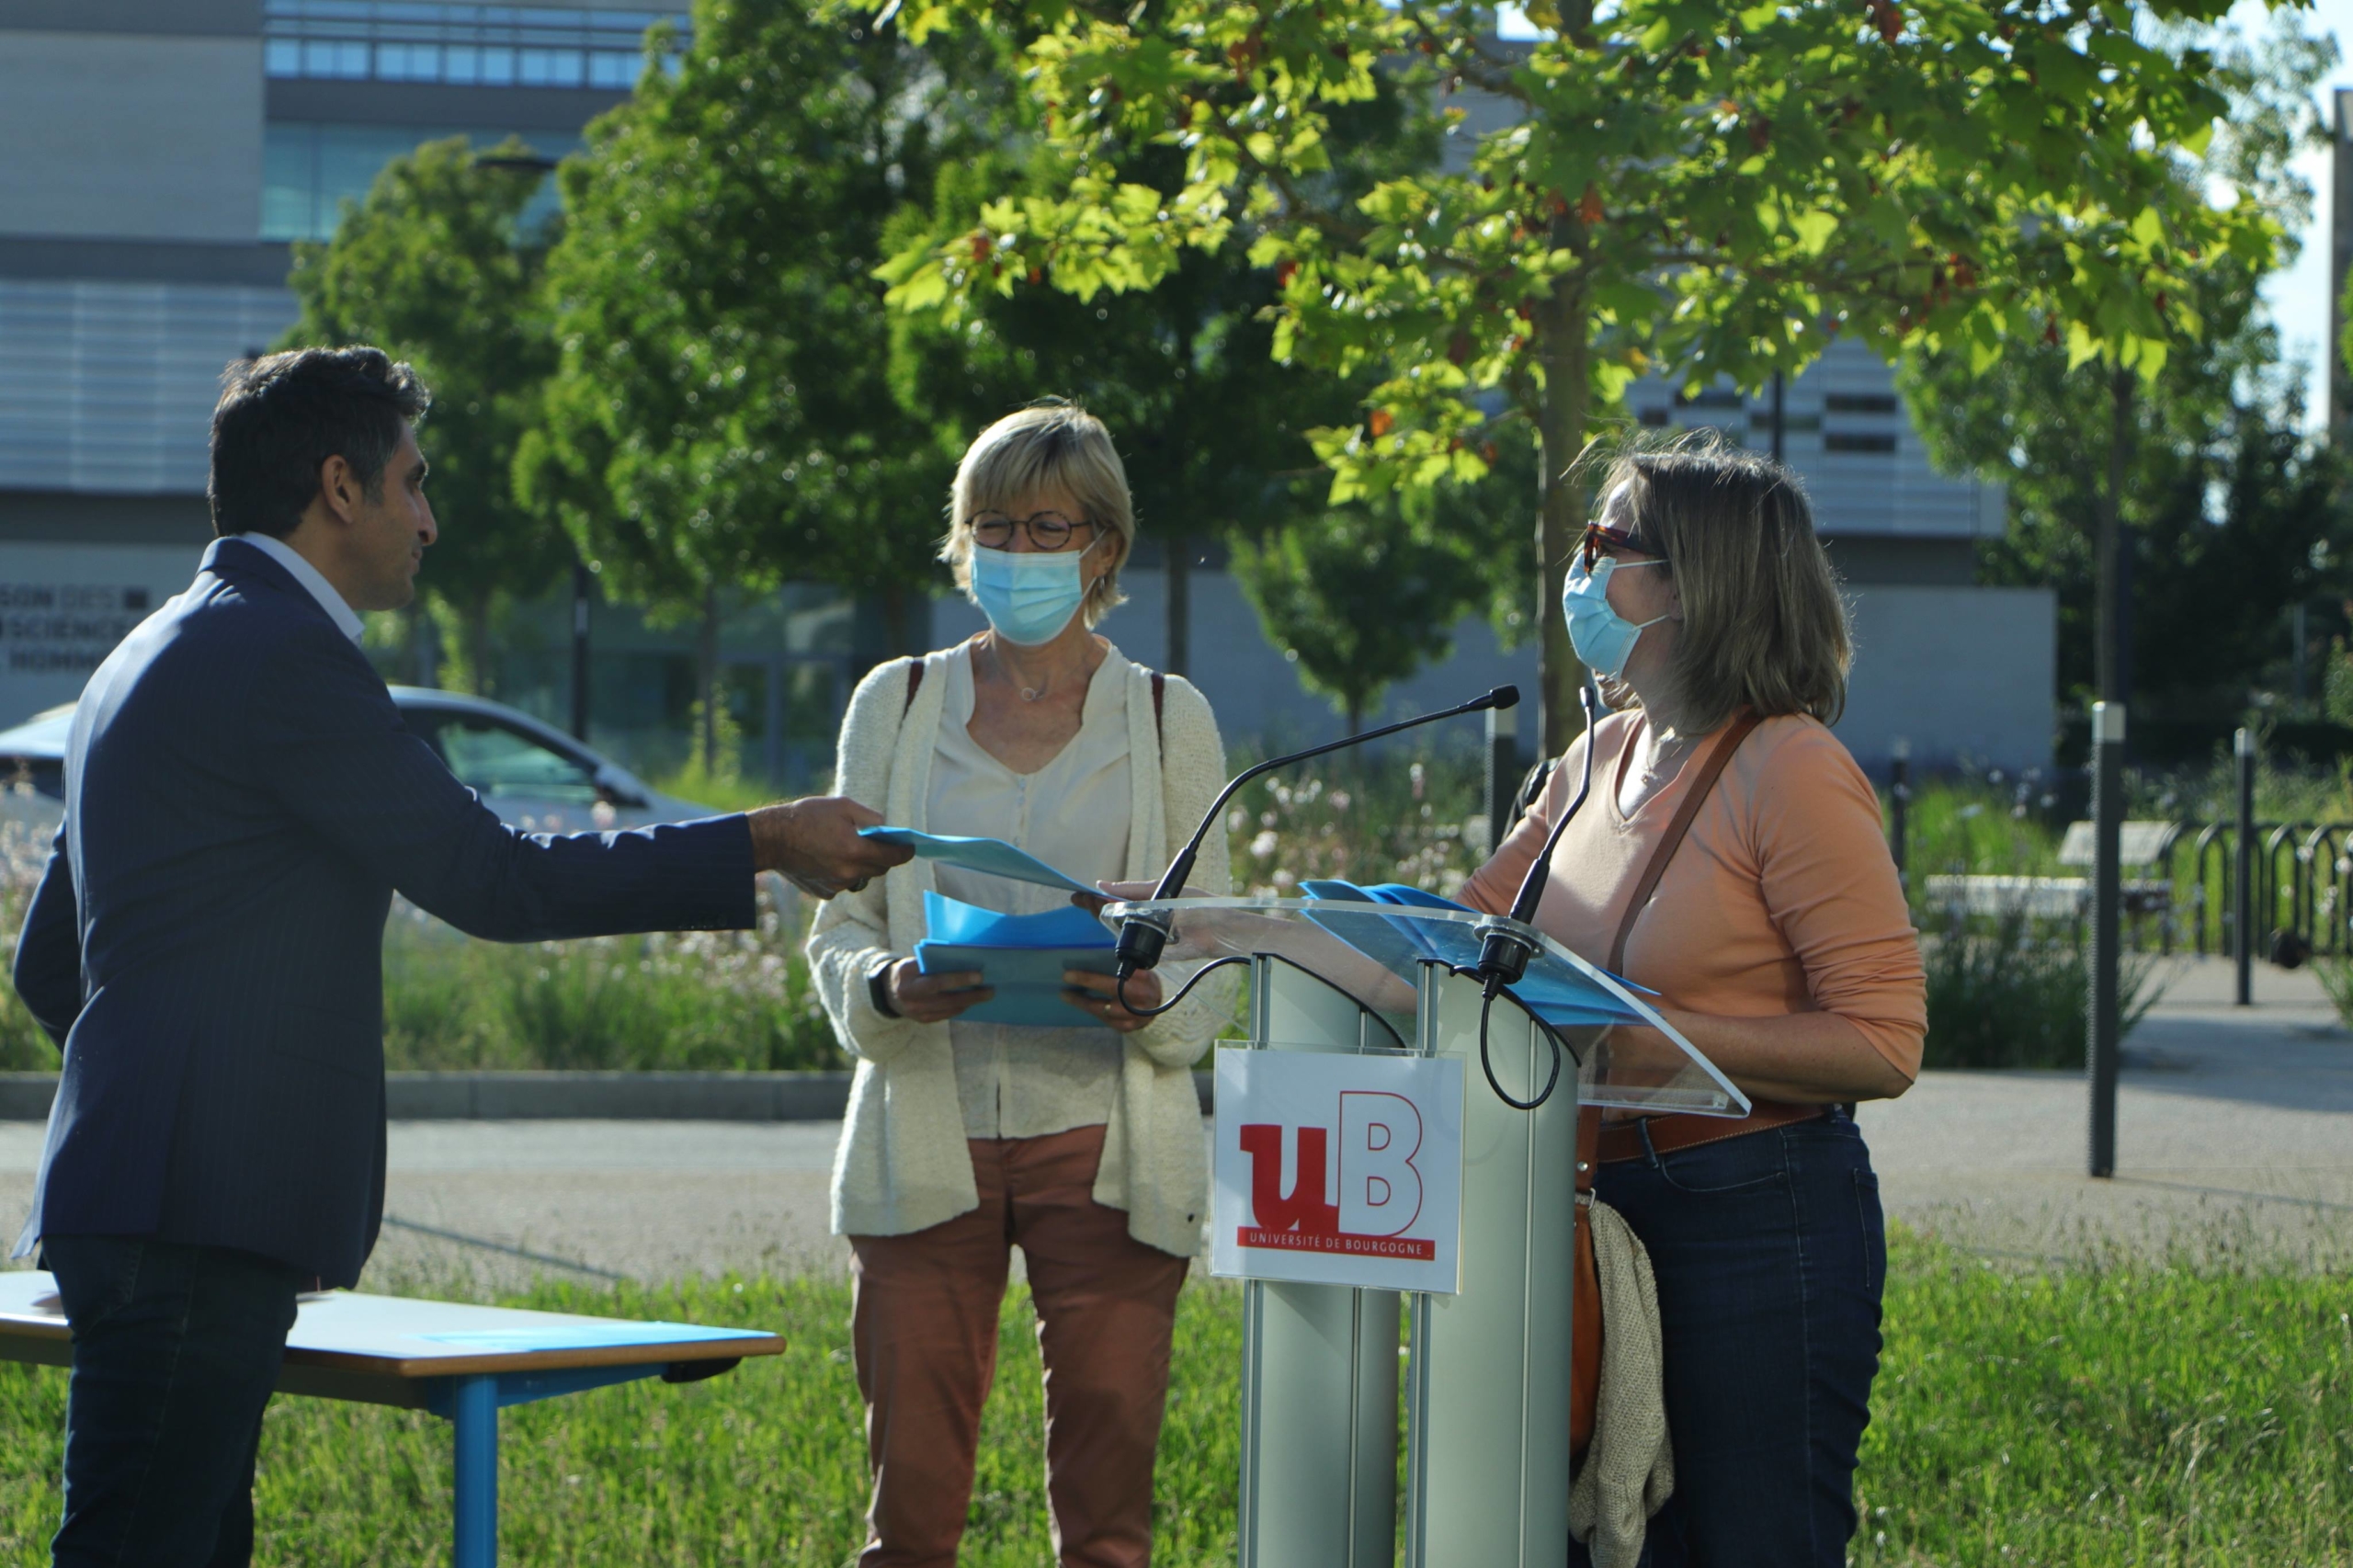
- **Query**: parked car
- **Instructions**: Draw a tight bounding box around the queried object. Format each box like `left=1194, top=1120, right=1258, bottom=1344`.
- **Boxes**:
left=0, top=687, right=719, bottom=837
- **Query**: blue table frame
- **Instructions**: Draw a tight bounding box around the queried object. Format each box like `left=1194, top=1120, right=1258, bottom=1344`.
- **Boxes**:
left=0, top=1272, right=783, bottom=1568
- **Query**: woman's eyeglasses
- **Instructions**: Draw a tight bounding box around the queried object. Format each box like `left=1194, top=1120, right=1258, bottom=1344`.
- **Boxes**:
left=968, top=512, right=1097, bottom=551
left=1578, top=521, right=1657, bottom=572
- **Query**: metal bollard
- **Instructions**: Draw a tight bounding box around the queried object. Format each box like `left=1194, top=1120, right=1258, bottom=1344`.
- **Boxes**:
left=2086, top=701, right=2123, bottom=1180
left=1888, top=739, right=1911, bottom=889
left=1484, top=702, right=1518, bottom=849
left=2234, top=727, right=2256, bottom=1006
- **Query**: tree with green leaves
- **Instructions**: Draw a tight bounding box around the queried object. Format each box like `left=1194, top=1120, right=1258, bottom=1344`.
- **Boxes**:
left=1904, top=9, right=2339, bottom=723
left=521, top=0, right=991, bottom=769
left=282, top=135, right=569, bottom=693
left=1233, top=496, right=1485, bottom=731
left=885, top=71, right=1438, bottom=676
left=879, top=0, right=2276, bottom=751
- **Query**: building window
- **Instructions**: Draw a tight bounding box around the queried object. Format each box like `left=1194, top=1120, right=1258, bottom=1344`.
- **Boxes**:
left=1824, top=432, right=1899, bottom=454
left=263, top=124, right=578, bottom=243
left=1824, top=393, right=1899, bottom=415
left=262, top=3, right=684, bottom=89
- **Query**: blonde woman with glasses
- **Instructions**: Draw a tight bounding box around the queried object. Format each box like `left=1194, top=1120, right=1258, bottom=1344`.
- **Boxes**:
left=808, top=401, right=1232, bottom=1568
left=1461, top=435, right=1926, bottom=1567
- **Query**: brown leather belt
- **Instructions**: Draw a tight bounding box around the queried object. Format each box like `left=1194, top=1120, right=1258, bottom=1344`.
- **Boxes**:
left=1595, top=1099, right=1827, bottom=1165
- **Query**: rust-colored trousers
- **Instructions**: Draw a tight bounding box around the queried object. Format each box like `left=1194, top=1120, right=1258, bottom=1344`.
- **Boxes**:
left=848, top=1124, right=1190, bottom=1568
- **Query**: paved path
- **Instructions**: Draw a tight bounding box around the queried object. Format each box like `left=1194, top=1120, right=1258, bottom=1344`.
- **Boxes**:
left=1859, top=954, right=2353, bottom=1267
left=4, top=957, right=2347, bottom=1287
left=0, top=1120, right=850, bottom=1294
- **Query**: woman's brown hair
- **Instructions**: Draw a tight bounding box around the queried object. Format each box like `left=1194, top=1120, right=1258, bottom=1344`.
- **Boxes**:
left=1596, top=431, right=1850, bottom=733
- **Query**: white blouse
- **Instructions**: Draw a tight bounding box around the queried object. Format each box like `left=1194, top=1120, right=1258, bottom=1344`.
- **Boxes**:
left=927, top=641, right=1134, bottom=1139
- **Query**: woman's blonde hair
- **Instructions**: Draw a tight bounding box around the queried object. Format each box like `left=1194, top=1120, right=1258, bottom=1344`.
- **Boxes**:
left=1596, top=431, right=1850, bottom=733
left=939, top=401, right=1134, bottom=628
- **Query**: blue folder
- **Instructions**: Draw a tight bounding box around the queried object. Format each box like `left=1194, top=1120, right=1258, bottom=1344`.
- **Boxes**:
left=858, top=827, right=1097, bottom=896
left=913, top=891, right=1120, bottom=1028
left=1299, top=879, right=1651, bottom=1029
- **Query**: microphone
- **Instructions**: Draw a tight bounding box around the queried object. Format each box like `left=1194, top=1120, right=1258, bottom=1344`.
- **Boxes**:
left=1112, top=685, right=1520, bottom=980
left=1472, top=678, right=1599, bottom=995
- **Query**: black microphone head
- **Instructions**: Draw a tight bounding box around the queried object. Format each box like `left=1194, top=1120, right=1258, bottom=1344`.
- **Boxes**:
left=1486, top=685, right=1520, bottom=710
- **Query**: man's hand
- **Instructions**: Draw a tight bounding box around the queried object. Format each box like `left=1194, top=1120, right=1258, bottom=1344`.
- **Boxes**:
left=885, top=959, right=993, bottom=1024
left=747, top=797, right=911, bottom=899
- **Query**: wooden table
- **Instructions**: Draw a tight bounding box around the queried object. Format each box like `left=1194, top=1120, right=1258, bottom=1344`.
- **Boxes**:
left=0, top=1270, right=783, bottom=1567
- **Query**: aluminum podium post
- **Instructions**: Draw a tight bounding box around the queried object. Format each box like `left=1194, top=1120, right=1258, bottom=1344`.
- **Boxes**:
left=1404, top=964, right=1580, bottom=1566
left=1234, top=954, right=1401, bottom=1568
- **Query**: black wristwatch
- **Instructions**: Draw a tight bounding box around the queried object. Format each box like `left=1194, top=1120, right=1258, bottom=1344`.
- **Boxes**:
left=867, top=958, right=901, bottom=1019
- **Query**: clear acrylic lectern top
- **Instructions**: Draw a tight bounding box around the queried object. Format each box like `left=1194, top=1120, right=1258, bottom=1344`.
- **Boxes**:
left=1104, top=897, right=1750, bottom=1116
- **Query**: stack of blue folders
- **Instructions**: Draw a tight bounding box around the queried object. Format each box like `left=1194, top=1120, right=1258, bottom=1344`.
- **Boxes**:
left=1299, top=880, right=1653, bottom=1030
left=913, top=891, right=1120, bottom=1029
left=858, top=825, right=1121, bottom=1028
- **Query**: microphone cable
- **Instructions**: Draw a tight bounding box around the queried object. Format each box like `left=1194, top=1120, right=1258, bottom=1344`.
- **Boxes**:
left=1466, top=680, right=1600, bottom=1112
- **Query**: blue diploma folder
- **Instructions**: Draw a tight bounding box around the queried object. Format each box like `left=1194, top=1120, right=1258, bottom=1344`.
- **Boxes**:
left=1299, top=879, right=1652, bottom=1029
left=859, top=827, right=1097, bottom=897
left=914, top=891, right=1120, bottom=1028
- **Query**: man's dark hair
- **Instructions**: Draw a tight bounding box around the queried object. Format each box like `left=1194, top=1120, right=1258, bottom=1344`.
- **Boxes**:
left=208, top=347, right=431, bottom=539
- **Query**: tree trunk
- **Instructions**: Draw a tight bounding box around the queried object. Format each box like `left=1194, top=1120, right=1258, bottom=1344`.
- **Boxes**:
left=2096, top=367, right=2132, bottom=706
left=409, top=603, right=435, bottom=688
left=1533, top=272, right=1592, bottom=757
left=467, top=600, right=493, bottom=699
left=879, top=581, right=909, bottom=664
left=1166, top=540, right=1190, bottom=677
left=698, top=581, right=721, bottom=776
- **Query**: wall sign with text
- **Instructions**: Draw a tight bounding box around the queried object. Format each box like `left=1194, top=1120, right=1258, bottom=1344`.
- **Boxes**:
left=1211, top=1047, right=1464, bottom=1294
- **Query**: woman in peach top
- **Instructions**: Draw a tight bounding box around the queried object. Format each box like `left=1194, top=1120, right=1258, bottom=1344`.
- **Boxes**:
left=1460, top=437, right=1925, bottom=1567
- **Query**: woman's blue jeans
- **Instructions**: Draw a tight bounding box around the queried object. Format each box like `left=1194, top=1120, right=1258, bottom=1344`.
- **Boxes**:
left=1575, top=1109, right=1887, bottom=1568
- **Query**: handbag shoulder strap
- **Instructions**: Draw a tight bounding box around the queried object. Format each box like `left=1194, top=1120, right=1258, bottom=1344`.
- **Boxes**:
left=1607, top=710, right=1764, bottom=972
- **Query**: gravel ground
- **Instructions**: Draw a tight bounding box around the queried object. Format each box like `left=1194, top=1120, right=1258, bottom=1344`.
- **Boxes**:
left=4, top=958, right=2347, bottom=1288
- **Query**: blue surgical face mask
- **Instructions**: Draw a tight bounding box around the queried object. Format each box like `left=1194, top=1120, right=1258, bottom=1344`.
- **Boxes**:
left=1561, top=554, right=1670, bottom=679
left=971, top=538, right=1098, bottom=646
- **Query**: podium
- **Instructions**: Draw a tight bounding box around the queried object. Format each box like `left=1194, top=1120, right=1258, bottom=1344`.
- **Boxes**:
left=1108, top=896, right=1746, bottom=1568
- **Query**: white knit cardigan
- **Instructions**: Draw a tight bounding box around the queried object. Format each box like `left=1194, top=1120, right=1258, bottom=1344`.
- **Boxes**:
left=807, top=643, right=1234, bottom=1257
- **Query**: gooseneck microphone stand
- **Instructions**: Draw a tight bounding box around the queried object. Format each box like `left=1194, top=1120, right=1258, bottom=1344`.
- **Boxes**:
left=1109, top=685, right=1521, bottom=1015
left=1465, top=679, right=1600, bottom=1108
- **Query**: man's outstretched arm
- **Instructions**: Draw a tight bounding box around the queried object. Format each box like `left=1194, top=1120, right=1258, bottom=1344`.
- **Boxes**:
left=253, top=626, right=911, bottom=938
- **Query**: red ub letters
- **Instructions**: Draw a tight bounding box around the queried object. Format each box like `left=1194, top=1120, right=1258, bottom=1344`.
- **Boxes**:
left=1236, top=1091, right=1432, bottom=1260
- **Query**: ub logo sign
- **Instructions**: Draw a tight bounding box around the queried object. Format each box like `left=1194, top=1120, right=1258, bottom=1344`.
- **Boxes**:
left=1210, top=1047, right=1464, bottom=1293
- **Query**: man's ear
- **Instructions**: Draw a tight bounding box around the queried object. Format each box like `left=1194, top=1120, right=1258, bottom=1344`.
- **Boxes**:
left=316, top=454, right=361, bottom=526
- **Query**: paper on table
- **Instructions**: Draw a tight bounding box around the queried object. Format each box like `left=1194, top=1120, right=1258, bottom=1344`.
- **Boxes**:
left=416, top=1322, right=760, bottom=1353
left=915, top=890, right=1120, bottom=1028
left=859, top=827, right=1097, bottom=897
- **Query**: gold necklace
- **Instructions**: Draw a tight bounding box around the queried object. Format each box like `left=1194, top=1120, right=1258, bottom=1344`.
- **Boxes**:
left=991, top=642, right=1050, bottom=703
left=1638, top=726, right=1695, bottom=785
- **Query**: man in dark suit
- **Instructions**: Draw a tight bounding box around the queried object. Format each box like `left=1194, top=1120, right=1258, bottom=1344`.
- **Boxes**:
left=8, top=346, right=911, bottom=1567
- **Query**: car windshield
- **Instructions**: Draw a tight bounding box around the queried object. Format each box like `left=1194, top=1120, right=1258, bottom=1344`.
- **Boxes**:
left=436, top=717, right=602, bottom=806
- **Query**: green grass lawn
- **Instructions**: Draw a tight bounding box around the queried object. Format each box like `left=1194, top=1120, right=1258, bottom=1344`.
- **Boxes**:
left=2, top=1235, right=2347, bottom=1565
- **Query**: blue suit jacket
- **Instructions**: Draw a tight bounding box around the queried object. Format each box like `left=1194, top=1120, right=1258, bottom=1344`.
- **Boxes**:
left=11, top=539, right=756, bottom=1286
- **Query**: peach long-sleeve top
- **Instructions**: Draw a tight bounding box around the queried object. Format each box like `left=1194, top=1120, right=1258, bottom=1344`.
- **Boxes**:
left=1461, top=710, right=1927, bottom=1080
